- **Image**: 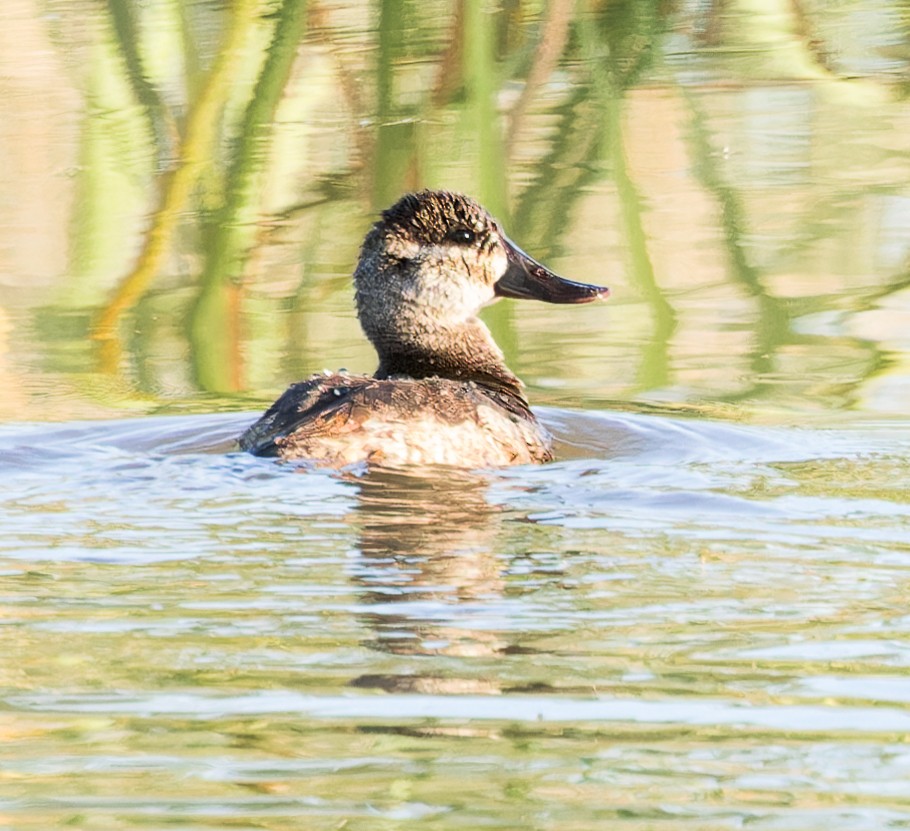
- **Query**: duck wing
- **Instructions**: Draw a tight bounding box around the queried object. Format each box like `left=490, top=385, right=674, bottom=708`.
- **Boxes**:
left=239, top=373, right=372, bottom=457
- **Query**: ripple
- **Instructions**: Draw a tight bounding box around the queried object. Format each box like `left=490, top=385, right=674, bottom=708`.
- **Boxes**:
left=9, top=689, right=910, bottom=735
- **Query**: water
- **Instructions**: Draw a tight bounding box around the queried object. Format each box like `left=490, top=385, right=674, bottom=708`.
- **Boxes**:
left=3, top=0, right=910, bottom=828
left=3, top=410, right=909, bottom=828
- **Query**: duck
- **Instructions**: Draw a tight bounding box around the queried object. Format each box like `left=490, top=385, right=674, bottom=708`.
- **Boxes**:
left=239, top=190, right=609, bottom=468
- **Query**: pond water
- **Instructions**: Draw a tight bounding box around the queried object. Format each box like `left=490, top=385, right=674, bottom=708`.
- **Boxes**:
left=2, top=0, right=910, bottom=829
left=3, top=410, right=910, bottom=829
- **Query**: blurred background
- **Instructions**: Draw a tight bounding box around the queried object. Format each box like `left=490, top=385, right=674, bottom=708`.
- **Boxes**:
left=2, top=0, right=909, bottom=427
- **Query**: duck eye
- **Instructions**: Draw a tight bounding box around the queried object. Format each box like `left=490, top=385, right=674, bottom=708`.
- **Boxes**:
left=447, top=228, right=476, bottom=245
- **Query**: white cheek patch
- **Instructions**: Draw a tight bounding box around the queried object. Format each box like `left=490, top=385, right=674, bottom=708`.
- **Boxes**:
left=457, top=276, right=496, bottom=314
left=408, top=245, right=496, bottom=319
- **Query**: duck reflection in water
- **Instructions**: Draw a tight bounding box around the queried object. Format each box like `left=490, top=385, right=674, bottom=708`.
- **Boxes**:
left=347, top=468, right=529, bottom=697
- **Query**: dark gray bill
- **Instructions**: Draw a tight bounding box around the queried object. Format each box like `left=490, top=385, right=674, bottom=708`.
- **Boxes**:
left=494, top=237, right=610, bottom=304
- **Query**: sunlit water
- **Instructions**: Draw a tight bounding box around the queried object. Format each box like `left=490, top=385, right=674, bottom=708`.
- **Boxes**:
left=2, top=410, right=909, bottom=829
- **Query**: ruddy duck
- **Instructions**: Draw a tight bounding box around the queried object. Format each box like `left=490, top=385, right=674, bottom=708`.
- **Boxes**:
left=240, top=190, right=609, bottom=467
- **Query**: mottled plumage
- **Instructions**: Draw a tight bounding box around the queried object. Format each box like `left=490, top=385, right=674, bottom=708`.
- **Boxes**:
left=240, top=190, right=609, bottom=468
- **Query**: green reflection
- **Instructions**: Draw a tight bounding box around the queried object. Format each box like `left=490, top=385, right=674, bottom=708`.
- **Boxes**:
left=374, top=0, right=418, bottom=208
left=1, top=0, right=906, bottom=420
left=190, top=0, right=310, bottom=392
left=462, top=0, right=505, bottom=217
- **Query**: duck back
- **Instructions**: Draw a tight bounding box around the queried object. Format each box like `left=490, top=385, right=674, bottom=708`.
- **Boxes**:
left=239, top=373, right=554, bottom=468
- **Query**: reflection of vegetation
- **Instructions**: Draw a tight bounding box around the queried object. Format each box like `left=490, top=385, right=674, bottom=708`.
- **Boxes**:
left=512, top=2, right=675, bottom=244
left=29, top=0, right=903, bottom=414
left=91, top=0, right=263, bottom=375
left=683, top=89, right=790, bottom=399
left=682, top=84, right=910, bottom=410
left=507, top=2, right=679, bottom=389
left=373, top=0, right=419, bottom=208
left=104, top=0, right=176, bottom=160
left=190, top=0, right=310, bottom=392
left=609, top=100, right=677, bottom=393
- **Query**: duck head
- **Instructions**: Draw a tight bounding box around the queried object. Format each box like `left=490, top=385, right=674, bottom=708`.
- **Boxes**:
left=354, top=190, right=609, bottom=394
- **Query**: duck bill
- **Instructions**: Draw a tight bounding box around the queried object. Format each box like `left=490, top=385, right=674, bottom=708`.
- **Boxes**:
left=494, top=238, right=610, bottom=304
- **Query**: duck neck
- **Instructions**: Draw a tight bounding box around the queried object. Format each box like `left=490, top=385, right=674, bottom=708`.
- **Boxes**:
left=373, top=319, right=527, bottom=401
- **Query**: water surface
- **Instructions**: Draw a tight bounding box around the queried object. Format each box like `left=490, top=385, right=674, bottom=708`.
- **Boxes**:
left=3, top=409, right=910, bottom=829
